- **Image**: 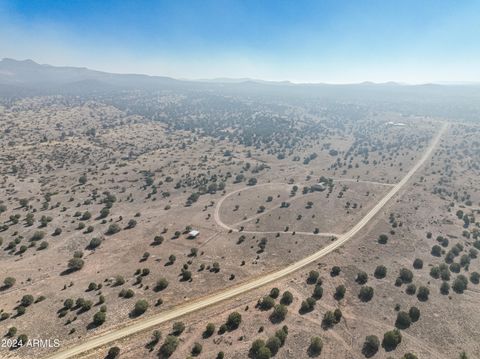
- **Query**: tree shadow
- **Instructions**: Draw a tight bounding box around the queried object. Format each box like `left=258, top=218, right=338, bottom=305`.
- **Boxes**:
left=86, top=321, right=101, bottom=330
left=269, top=313, right=285, bottom=324
left=60, top=268, right=77, bottom=276
left=361, top=345, right=378, bottom=358
left=307, top=347, right=321, bottom=357
left=129, top=309, right=145, bottom=319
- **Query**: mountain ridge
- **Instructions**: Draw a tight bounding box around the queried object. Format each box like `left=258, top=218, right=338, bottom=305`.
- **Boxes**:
left=2, top=58, right=480, bottom=104
left=0, top=58, right=449, bottom=88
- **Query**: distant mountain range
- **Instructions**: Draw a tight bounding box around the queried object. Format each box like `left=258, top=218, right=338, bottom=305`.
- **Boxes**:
left=0, top=58, right=181, bottom=88
left=0, top=58, right=459, bottom=88
left=1, top=58, right=480, bottom=103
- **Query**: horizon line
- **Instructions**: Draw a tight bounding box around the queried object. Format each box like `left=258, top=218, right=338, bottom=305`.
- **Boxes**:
left=2, top=57, right=480, bottom=87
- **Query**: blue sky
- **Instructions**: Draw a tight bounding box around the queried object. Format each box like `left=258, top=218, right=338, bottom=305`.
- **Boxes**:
left=1, top=0, right=479, bottom=83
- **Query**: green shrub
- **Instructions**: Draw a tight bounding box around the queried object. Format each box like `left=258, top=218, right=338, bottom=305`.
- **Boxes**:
left=440, top=281, right=450, bottom=295
left=334, top=285, right=346, bottom=300
left=88, top=237, right=102, bottom=249
left=413, top=258, right=423, bottom=269
left=417, top=286, right=430, bottom=301
left=133, top=299, right=149, bottom=315
left=191, top=342, right=202, bottom=356
left=330, top=266, right=341, bottom=276
left=181, top=269, right=192, bottom=281
left=68, top=257, right=84, bottom=271
left=269, top=288, right=280, bottom=299
left=259, top=296, right=275, bottom=310
left=362, top=335, right=379, bottom=357
left=300, top=297, right=316, bottom=313
left=226, top=311, right=242, bottom=330
left=382, top=329, right=402, bottom=350
left=312, top=284, right=323, bottom=299
left=106, top=224, right=120, bottom=235
left=172, top=322, right=185, bottom=336
left=356, top=271, right=368, bottom=284
left=358, top=286, right=374, bottom=302
left=204, top=323, right=215, bottom=338
left=21, top=294, right=34, bottom=307
left=275, top=326, right=288, bottom=345
left=453, top=275, right=468, bottom=293
left=16, top=306, right=26, bottom=316
left=409, top=306, right=420, bottom=322
left=450, top=262, right=461, bottom=273
left=374, top=265, right=387, bottom=279
left=114, top=275, right=125, bottom=286
left=266, top=336, right=281, bottom=355
left=398, top=268, right=413, bottom=283
left=250, top=339, right=265, bottom=357
left=431, top=245, right=442, bottom=256
left=7, top=327, right=17, bottom=337
left=271, top=304, right=288, bottom=322
left=30, top=231, right=45, bottom=241
left=309, top=336, right=323, bottom=355
left=395, top=311, right=411, bottom=329
left=159, top=335, right=179, bottom=357
left=93, top=311, right=106, bottom=326
left=153, top=235, right=164, bottom=245
left=406, top=284, right=416, bottom=295
left=307, top=270, right=320, bottom=284
left=470, top=272, right=480, bottom=284
left=322, top=311, right=336, bottom=328
left=280, top=291, right=293, bottom=305
left=378, top=234, right=388, bottom=244
left=106, top=347, right=120, bottom=359
left=334, top=308, right=342, bottom=322
left=430, top=266, right=440, bottom=279
left=155, top=278, right=169, bottom=291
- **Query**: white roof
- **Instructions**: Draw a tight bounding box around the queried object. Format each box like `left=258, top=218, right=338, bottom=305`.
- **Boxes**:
left=188, top=230, right=200, bottom=236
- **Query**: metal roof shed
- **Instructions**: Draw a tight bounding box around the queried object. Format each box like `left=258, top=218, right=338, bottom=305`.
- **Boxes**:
left=188, top=230, right=200, bottom=238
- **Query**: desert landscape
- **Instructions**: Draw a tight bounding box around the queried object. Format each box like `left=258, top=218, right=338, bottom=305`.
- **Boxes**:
left=0, top=57, right=479, bottom=359
left=0, top=0, right=480, bottom=359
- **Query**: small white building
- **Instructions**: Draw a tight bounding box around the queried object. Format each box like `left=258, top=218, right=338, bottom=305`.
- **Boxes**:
left=188, top=230, right=200, bottom=239
left=386, top=121, right=406, bottom=127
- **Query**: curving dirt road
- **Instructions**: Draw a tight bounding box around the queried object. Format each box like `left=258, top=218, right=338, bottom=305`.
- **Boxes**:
left=214, top=182, right=339, bottom=237
left=44, top=123, right=447, bottom=359
left=213, top=182, right=289, bottom=231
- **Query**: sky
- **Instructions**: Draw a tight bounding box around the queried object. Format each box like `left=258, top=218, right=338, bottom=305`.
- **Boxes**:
left=1, top=0, right=479, bottom=83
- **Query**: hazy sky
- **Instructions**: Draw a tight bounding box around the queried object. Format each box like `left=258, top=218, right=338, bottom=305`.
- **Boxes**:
left=1, top=0, right=479, bottom=83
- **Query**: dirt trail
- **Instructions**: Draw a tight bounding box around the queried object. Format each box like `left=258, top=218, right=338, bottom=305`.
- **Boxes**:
left=44, top=124, right=447, bottom=359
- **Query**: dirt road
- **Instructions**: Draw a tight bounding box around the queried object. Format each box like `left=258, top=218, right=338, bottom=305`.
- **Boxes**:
left=44, top=123, right=447, bottom=359
left=213, top=182, right=338, bottom=237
